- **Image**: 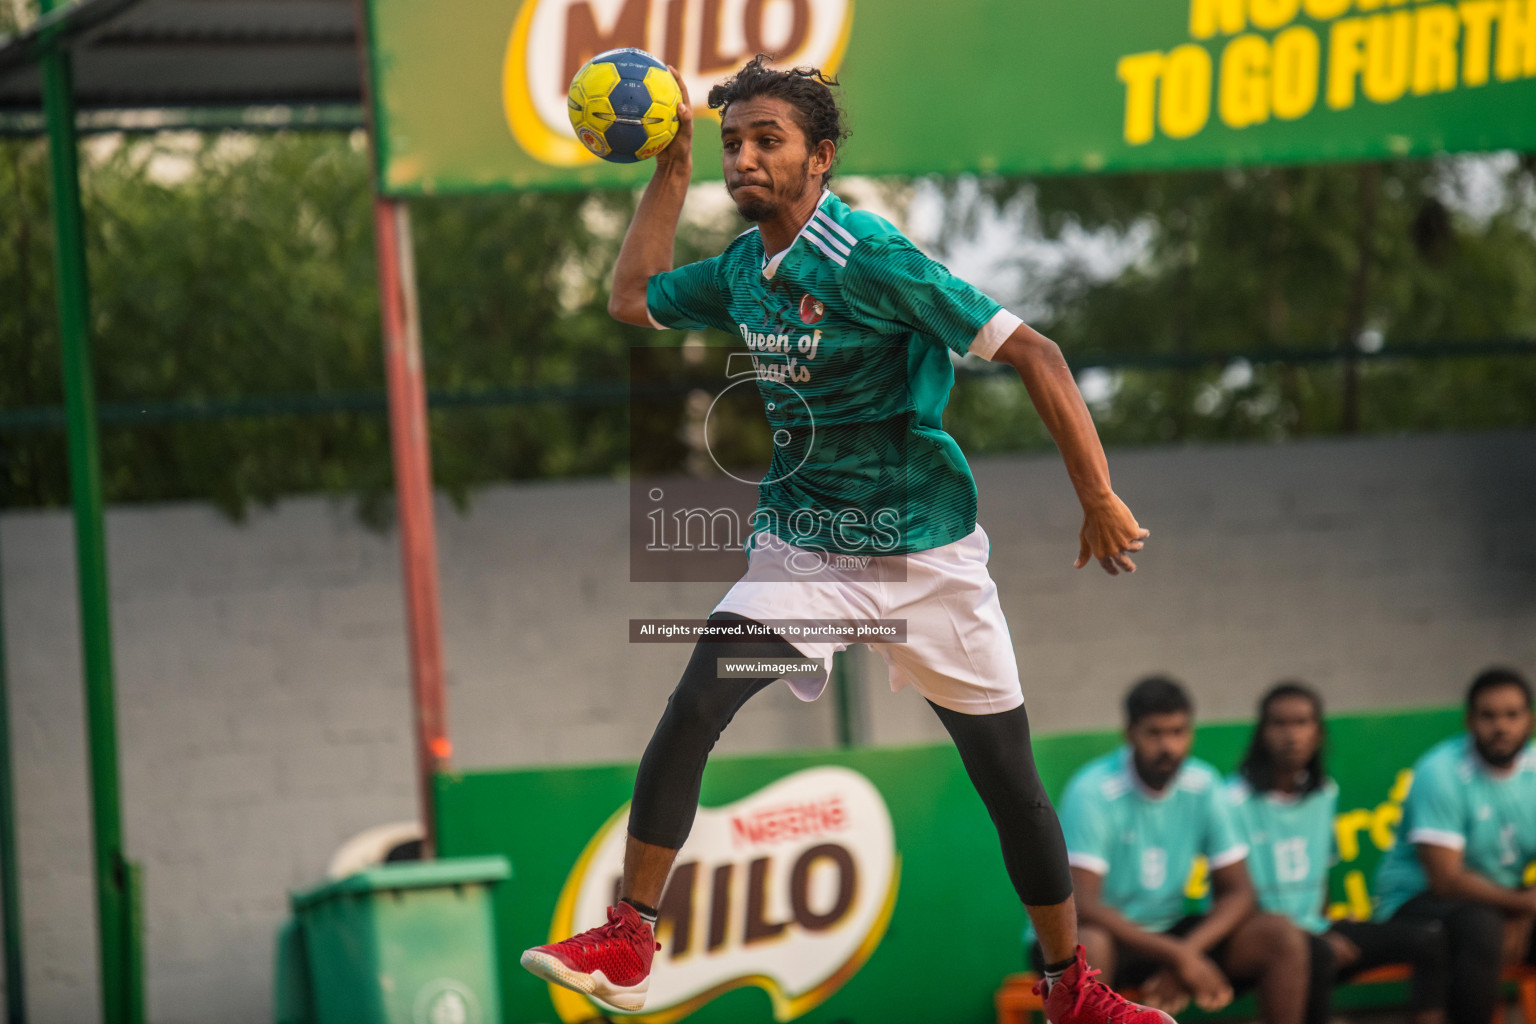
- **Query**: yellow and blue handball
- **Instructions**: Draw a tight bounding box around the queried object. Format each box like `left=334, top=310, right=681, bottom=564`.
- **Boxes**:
left=567, top=48, right=681, bottom=163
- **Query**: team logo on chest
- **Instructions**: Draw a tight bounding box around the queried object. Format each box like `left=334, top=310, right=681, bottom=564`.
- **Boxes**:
left=800, top=293, right=826, bottom=325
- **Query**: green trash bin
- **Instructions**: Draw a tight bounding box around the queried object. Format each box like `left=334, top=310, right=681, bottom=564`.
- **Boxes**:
left=284, top=856, right=511, bottom=1024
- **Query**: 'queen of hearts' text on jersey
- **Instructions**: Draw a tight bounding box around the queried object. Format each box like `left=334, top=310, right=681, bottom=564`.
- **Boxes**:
left=646, top=191, right=1021, bottom=556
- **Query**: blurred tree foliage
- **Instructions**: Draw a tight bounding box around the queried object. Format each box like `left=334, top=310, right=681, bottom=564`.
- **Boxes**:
left=3, top=125, right=1535, bottom=520
left=933, top=159, right=1536, bottom=456
left=1, top=132, right=671, bottom=521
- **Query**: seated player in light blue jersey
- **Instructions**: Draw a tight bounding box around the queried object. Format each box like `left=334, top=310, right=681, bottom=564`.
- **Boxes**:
left=1227, top=682, right=1447, bottom=1024
left=520, top=54, right=1167, bottom=1024
left=1052, top=676, right=1312, bottom=1024
left=1373, top=667, right=1536, bottom=1024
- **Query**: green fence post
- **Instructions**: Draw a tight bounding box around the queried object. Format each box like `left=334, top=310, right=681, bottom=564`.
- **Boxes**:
left=832, top=648, right=862, bottom=749
left=123, top=861, right=142, bottom=1024
left=0, top=515, right=27, bottom=1023
left=36, top=8, right=135, bottom=1023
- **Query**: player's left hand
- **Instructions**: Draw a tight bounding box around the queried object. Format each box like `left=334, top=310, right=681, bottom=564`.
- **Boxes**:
left=1075, top=492, right=1149, bottom=576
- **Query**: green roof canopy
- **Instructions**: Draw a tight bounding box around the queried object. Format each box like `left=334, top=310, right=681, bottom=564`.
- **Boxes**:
left=0, top=0, right=361, bottom=126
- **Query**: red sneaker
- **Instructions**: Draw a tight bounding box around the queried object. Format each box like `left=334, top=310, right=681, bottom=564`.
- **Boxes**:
left=520, top=902, right=659, bottom=1012
left=1035, top=946, right=1178, bottom=1024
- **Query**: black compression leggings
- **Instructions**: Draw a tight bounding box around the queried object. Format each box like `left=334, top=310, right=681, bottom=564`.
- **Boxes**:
left=926, top=699, right=1073, bottom=907
left=627, top=613, right=1074, bottom=908
left=628, top=614, right=784, bottom=847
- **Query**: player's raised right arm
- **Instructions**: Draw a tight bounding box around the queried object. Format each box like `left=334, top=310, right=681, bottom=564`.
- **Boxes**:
left=608, top=68, right=694, bottom=327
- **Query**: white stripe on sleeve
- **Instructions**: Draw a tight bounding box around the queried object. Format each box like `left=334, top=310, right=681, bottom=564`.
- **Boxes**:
left=814, top=211, right=858, bottom=247
left=1209, top=843, right=1250, bottom=870
left=969, top=309, right=1024, bottom=360
left=1067, top=852, right=1109, bottom=876
left=804, top=221, right=852, bottom=257
left=1408, top=827, right=1467, bottom=851
left=802, top=231, right=848, bottom=267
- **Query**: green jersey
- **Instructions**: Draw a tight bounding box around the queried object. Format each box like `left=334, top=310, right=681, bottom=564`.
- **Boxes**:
left=1223, top=776, right=1339, bottom=934
left=646, top=190, right=1020, bottom=556
left=1374, top=735, right=1536, bottom=920
left=1059, top=747, right=1249, bottom=932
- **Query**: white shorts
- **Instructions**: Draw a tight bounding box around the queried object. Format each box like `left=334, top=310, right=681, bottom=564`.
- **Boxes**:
left=713, top=525, right=1024, bottom=715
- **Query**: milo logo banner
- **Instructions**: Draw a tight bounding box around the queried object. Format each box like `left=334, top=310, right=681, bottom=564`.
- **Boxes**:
left=547, top=767, right=898, bottom=1021
left=365, top=0, right=1536, bottom=194
left=503, top=0, right=852, bottom=170
left=437, top=744, right=1018, bottom=1024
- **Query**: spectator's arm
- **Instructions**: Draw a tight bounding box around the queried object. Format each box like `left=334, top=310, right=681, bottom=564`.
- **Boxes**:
left=1181, top=859, right=1258, bottom=953
left=1182, top=789, right=1257, bottom=952
left=1417, top=843, right=1536, bottom=915
left=1070, top=866, right=1199, bottom=965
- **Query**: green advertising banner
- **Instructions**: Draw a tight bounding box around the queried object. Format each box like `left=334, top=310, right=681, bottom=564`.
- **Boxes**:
left=364, top=0, right=1536, bottom=195
left=436, top=705, right=1499, bottom=1024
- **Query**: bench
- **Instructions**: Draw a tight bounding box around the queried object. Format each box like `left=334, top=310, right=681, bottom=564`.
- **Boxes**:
left=995, top=963, right=1536, bottom=1024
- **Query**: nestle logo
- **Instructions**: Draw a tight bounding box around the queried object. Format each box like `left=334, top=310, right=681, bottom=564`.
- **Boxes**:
left=731, top=795, right=848, bottom=847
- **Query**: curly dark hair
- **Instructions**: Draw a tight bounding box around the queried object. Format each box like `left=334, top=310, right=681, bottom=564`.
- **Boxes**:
left=707, top=54, right=851, bottom=183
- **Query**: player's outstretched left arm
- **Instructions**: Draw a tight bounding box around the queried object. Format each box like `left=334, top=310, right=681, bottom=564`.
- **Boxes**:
left=993, top=324, right=1149, bottom=575
left=609, top=67, right=695, bottom=327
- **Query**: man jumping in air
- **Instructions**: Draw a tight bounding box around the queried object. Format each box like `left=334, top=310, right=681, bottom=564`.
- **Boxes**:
left=521, top=56, right=1162, bottom=1024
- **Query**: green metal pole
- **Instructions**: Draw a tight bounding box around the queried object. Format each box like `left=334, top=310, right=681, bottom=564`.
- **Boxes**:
left=0, top=519, right=27, bottom=1023
left=37, top=14, right=133, bottom=1024
left=832, top=650, right=859, bottom=749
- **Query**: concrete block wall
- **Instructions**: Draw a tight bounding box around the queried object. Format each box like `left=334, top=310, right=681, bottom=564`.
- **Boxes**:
left=1, top=432, right=1532, bottom=1022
